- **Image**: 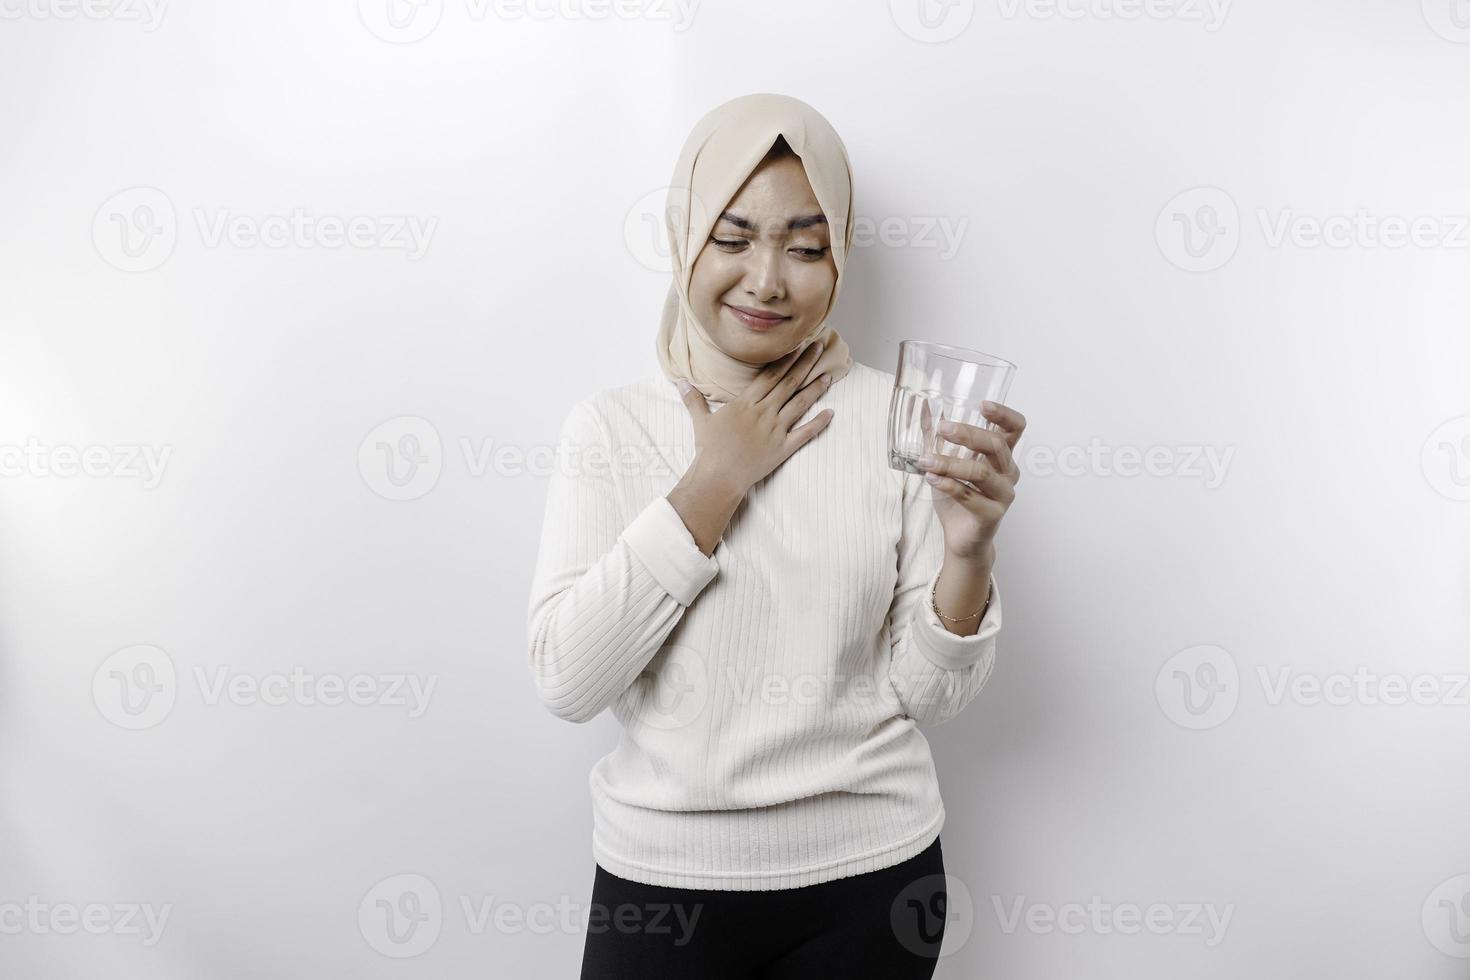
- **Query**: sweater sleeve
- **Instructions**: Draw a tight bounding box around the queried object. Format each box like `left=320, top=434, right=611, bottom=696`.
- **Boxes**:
left=527, top=399, right=720, bottom=723
left=883, top=468, right=1003, bottom=727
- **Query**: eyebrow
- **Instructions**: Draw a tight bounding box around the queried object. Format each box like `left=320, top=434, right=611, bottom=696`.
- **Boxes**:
left=718, top=211, right=828, bottom=233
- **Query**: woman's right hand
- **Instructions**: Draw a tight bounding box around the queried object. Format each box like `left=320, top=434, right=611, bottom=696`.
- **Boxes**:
left=676, top=340, right=835, bottom=497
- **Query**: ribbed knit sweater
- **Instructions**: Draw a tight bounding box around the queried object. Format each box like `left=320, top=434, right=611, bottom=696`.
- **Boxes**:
left=527, top=359, right=1002, bottom=891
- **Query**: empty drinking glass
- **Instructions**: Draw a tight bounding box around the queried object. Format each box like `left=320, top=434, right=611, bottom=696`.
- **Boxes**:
left=887, top=341, right=1017, bottom=475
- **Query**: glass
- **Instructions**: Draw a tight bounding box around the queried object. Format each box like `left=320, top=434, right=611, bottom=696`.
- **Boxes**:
left=887, top=341, right=1017, bottom=475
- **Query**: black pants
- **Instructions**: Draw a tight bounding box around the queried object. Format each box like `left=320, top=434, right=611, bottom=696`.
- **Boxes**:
left=579, top=835, right=948, bottom=979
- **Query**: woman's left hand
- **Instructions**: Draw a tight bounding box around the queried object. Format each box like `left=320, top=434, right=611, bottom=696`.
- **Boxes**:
left=914, top=400, right=1027, bottom=564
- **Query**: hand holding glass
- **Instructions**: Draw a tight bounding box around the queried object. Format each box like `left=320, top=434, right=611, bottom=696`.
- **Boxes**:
left=887, top=341, right=1017, bottom=476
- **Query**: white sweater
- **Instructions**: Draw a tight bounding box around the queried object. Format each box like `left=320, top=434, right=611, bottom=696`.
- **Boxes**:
left=527, top=359, right=1002, bottom=891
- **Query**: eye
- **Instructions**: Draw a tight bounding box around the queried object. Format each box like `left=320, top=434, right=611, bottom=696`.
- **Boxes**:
left=710, top=237, right=829, bottom=260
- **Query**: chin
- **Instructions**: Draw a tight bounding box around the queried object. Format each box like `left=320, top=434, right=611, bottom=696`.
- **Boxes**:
left=718, top=329, right=798, bottom=366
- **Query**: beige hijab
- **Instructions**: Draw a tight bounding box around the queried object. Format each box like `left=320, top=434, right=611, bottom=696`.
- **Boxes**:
left=656, top=93, right=856, bottom=404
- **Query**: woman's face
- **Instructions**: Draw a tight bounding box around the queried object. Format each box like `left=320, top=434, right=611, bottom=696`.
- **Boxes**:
left=686, top=155, right=838, bottom=366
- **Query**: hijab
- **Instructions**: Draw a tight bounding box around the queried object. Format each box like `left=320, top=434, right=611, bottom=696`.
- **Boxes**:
left=655, top=93, right=857, bottom=404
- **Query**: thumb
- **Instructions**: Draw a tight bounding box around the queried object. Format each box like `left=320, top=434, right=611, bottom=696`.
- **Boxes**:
left=676, top=378, right=708, bottom=417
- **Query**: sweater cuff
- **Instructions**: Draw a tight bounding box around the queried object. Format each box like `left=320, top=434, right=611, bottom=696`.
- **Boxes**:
left=622, top=495, right=720, bottom=606
left=910, top=568, right=1002, bottom=671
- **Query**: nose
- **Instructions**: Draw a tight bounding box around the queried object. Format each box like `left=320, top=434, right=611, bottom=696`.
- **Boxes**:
left=742, top=241, right=785, bottom=302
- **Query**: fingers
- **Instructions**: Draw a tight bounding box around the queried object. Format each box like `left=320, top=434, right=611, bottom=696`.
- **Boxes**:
left=675, top=378, right=709, bottom=417
left=741, top=344, right=810, bottom=404
left=756, top=341, right=826, bottom=409
left=785, top=406, right=834, bottom=452
left=980, top=401, right=1027, bottom=450
left=917, top=397, right=936, bottom=448
left=921, top=469, right=1010, bottom=519
left=935, top=419, right=1017, bottom=478
left=918, top=402, right=1026, bottom=548
left=777, top=371, right=832, bottom=427
left=915, top=452, right=1014, bottom=504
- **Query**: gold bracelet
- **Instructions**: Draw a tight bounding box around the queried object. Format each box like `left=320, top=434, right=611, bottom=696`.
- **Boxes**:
left=930, top=576, right=991, bottom=623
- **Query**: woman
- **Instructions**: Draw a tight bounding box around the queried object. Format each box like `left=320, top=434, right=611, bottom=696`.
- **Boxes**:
left=527, top=93, right=1026, bottom=979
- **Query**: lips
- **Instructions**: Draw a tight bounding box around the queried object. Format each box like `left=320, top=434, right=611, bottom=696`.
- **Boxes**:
left=725, top=304, right=790, bottom=330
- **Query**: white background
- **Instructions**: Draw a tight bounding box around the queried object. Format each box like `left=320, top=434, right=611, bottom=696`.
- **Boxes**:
left=2, top=0, right=1469, bottom=976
